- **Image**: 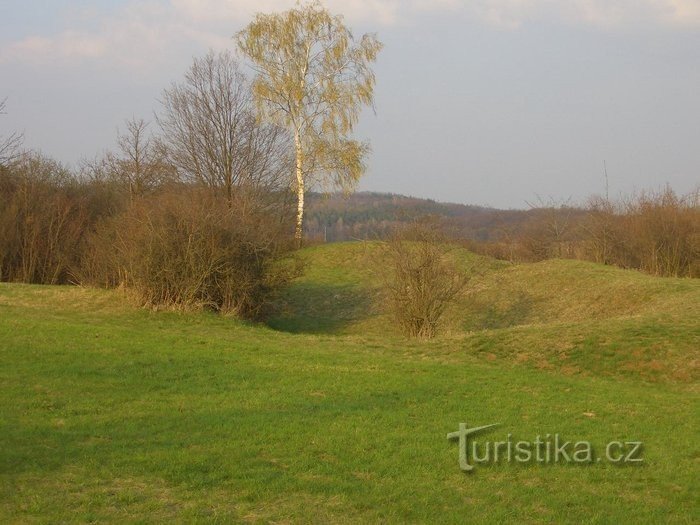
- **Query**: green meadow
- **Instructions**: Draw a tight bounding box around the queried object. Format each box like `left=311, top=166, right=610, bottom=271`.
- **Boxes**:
left=1, top=243, right=698, bottom=523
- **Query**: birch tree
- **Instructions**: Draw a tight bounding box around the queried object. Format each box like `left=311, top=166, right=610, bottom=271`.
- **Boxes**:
left=236, top=1, right=382, bottom=244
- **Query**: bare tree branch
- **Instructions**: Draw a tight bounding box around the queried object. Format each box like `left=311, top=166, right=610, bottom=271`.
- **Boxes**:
left=0, top=98, right=23, bottom=167
left=156, top=51, right=291, bottom=212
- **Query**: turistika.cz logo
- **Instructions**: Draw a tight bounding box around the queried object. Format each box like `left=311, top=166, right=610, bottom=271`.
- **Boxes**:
left=447, top=422, right=643, bottom=472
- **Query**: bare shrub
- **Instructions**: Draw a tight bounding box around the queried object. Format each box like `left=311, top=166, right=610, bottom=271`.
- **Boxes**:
left=580, top=195, right=621, bottom=265
left=518, top=197, right=579, bottom=261
left=80, top=190, right=298, bottom=319
left=575, top=187, right=698, bottom=277
left=379, top=220, right=468, bottom=339
left=468, top=188, right=698, bottom=278
left=620, top=188, right=699, bottom=277
left=0, top=153, right=88, bottom=284
left=73, top=52, right=298, bottom=316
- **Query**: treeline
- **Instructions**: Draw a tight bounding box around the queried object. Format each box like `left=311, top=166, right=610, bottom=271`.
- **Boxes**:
left=0, top=52, right=299, bottom=319
left=470, top=190, right=699, bottom=278
left=305, top=190, right=699, bottom=278
left=304, top=192, right=513, bottom=242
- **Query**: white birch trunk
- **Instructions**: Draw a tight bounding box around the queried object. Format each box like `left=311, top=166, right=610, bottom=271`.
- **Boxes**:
left=294, top=130, right=305, bottom=246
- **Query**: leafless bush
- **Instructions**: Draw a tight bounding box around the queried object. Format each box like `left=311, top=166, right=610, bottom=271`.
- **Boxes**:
left=1, top=58, right=300, bottom=316
left=580, top=195, right=621, bottom=265
left=0, top=153, right=88, bottom=284
left=467, top=188, right=698, bottom=278
left=518, top=197, right=579, bottom=261
left=574, top=187, right=699, bottom=277
left=378, top=221, right=468, bottom=339
left=619, top=188, right=698, bottom=277
left=80, top=190, right=298, bottom=319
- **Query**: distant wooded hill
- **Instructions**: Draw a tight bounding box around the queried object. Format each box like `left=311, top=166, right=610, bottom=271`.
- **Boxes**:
left=304, top=191, right=572, bottom=243
left=305, top=190, right=699, bottom=279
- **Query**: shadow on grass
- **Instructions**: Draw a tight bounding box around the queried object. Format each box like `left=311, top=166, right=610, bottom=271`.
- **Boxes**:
left=266, top=282, right=375, bottom=334
left=463, top=291, right=538, bottom=331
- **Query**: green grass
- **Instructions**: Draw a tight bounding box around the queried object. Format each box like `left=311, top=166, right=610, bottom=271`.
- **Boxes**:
left=1, top=243, right=698, bottom=523
left=270, top=242, right=699, bottom=383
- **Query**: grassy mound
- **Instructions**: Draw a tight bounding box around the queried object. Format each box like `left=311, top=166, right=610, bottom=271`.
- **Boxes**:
left=268, top=242, right=700, bottom=383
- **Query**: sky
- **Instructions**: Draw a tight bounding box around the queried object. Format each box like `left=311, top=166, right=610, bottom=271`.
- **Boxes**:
left=1, top=0, right=699, bottom=209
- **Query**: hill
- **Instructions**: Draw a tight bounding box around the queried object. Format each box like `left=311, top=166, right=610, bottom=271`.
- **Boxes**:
left=269, top=242, right=699, bottom=383
left=1, top=244, right=698, bottom=523
left=304, top=191, right=568, bottom=242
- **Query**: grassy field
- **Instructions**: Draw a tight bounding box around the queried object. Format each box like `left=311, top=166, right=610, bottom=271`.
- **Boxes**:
left=1, top=242, right=698, bottom=523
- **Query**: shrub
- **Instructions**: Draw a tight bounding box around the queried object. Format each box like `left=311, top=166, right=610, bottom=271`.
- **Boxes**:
left=579, top=188, right=699, bottom=277
left=472, top=188, right=699, bottom=278
left=0, top=153, right=89, bottom=284
left=379, top=221, right=468, bottom=339
left=81, top=190, right=298, bottom=319
left=621, top=188, right=699, bottom=277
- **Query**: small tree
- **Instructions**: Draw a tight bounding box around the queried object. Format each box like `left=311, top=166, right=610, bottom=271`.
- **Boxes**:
left=114, top=118, right=174, bottom=198
left=237, top=0, right=382, bottom=245
left=92, top=118, right=175, bottom=200
left=380, top=221, right=468, bottom=339
left=522, top=196, right=577, bottom=260
left=582, top=194, right=620, bottom=265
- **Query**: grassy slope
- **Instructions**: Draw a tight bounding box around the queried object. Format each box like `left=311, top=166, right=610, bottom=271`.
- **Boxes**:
left=1, top=243, right=698, bottom=523
left=270, top=242, right=700, bottom=383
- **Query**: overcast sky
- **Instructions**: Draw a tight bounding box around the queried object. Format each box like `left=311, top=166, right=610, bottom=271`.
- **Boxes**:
left=1, top=0, right=698, bottom=208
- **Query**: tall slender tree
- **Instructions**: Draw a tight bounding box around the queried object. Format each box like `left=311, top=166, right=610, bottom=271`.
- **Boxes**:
left=237, top=1, right=382, bottom=245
